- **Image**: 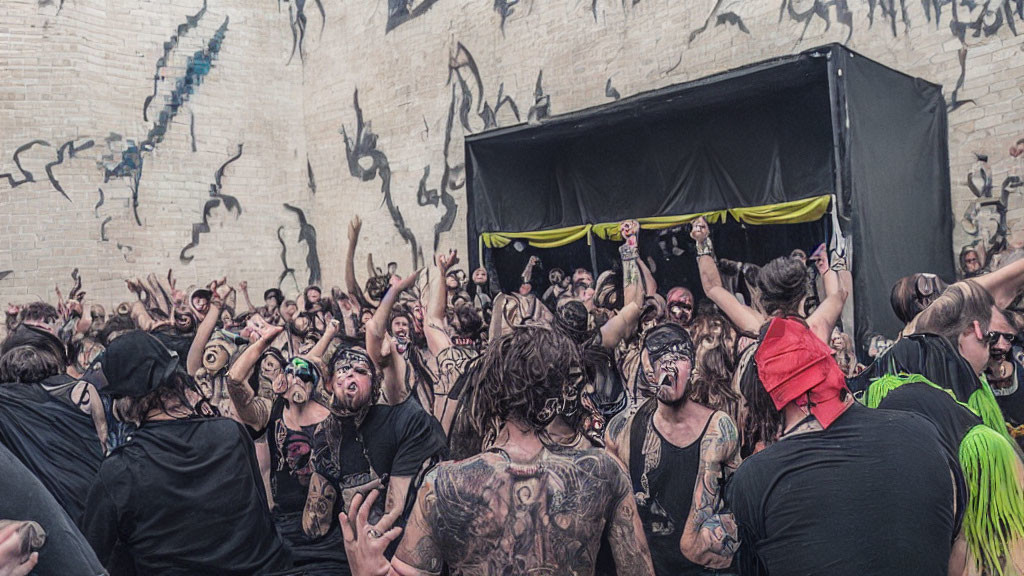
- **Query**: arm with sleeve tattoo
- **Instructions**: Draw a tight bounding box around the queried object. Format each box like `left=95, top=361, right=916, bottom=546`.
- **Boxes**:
left=303, top=472, right=338, bottom=539
left=393, top=471, right=444, bottom=575
left=680, top=412, right=741, bottom=568
left=607, top=467, right=657, bottom=576
left=604, top=410, right=630, bottom=471
left=224, top=326, right=281, bottom=431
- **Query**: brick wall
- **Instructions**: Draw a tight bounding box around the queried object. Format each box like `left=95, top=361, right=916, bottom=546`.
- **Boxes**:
left=0, top=0, right=306, bottom=306
left=2, top=0, right=1023, bottom=307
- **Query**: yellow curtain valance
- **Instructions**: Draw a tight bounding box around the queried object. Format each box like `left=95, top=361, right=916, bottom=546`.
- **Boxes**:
left=480, top=195, right=831, bottom=248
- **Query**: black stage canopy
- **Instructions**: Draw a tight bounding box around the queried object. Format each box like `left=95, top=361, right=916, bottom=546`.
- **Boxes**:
left=465, top=44, right=954, bottom=347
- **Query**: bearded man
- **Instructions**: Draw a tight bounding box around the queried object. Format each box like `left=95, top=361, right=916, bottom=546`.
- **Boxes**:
left=606, top=323, right=741, bottom=575
left=302, top=342, right=447, bottom=563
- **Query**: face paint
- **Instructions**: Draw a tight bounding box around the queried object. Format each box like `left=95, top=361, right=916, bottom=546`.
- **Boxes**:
left=281, top=357, right=318, bottom=404
left=639, top=324, right=696, bottom=404
left=329, top=348, right=377, bottom=417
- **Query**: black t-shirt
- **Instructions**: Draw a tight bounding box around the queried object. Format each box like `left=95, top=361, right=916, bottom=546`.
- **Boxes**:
left=0, top=442, right=105, bottom=576
left=877, top=382, right=982, bottom=461
left=850, top=333, right=980, bottom=404
left=727, top=404, right=958, bottom=576
left=0, top=382, right=104, bottom=526
left=315, top=397, right=448, bottom=489
left=82, top=418, right=292, bottom=576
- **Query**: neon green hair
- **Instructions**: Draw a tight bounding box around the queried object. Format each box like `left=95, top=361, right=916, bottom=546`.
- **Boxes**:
left=864, top=373, right=960, bottom=409
left=972, top=376, right=1016, bottom=446
left=959, top=424, right=1024, bottom=576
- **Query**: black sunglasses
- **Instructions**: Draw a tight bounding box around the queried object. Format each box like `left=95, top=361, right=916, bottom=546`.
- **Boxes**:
left=986, top=331, right=1019, bottom=347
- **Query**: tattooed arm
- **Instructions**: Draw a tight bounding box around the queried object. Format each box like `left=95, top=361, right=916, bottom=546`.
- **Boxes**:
left=224, top=326, right=282, bottom=431
left=607, top=466, right=657, bottom=576
left=604, top=409, right=630, bottom=470
left=382, top=475, right=412, bottom=528
left=680, top=411, right=741, bottom=568
left=392, top=470, right=444, bottom=576
left=303, top=472, right=339, bottom=539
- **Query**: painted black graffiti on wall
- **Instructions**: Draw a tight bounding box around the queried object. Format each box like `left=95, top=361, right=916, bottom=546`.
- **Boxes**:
left=605, top=78, right=621, bottom=100
left=307, top=159, right=317, bottom=195
left=527, top=71, right=550, bottom=123
left=0, top=138, right=95, bottom=200
left=283, top=203, right=322, bottom=286
left=106, top=15, right=229, bottom=225
left=277, top=226, right=301, bottom=292
left=0, top=140, right=50, bottom=189
left=341, top=89, right=424, bottom=267
left=143, top=1, right=208, bottom=122
left=689, top=0, right=749, bottom=43
left=387, top=0, right=442, bottom=32
left=179, top=144, right=244, bottom=263
left=494, top=0, right=519, bottom=31
left=778, top=0, right=855, bottom=43
left=0, top=271, right=11, bottom=282
left=280, top=0, right=325, bottom=64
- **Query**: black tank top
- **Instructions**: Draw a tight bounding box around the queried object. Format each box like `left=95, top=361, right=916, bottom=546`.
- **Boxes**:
left=629, top=401, right=715, bottom=575
left=267, top=398, right=324, bottom=514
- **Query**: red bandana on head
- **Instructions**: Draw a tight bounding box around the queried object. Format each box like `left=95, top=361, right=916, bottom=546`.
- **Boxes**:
left=755, top=317, right=849, bottom=429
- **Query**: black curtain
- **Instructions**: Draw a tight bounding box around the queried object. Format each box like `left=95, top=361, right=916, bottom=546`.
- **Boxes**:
left=838, top=49, right=955, bottom=344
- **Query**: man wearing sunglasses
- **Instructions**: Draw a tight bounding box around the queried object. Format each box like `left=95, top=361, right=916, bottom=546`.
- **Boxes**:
left=984, top=315, right=1024, bottom=449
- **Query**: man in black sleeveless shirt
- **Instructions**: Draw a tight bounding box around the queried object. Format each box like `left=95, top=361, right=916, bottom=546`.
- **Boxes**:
left=607, top=323, right=741, bottom=575
left=728, top=318, right=960, bottom=576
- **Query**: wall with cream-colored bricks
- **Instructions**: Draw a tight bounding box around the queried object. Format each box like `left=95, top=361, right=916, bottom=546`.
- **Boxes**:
left=0, top=0, right=307, bottom=308
left=2, top=0, right=1023, bottom=308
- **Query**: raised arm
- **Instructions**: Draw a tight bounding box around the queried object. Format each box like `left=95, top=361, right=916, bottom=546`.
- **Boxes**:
left=975, top=258, right=1024, bottom=308
left=346, top=216, right=376, bottom=309
left=224, top=325, right=281, bottom=431
left=425, top=251, right=457, bottom=358
left=690, top=217, right=765, bottom=335
left=187, top=292, right=223, bottom=376
left=366, top=271, right=420, bottom=403
left=680, top=411, right=741, bottom=569
left=619, top=220, right=646, bottom=308
left=599, top=302, right=641, bottom=350
left=309, top=318, right=341, bottom=359
left=806, top=246, right=850, bottom=344
left=239, top=281, right=256, bottom=313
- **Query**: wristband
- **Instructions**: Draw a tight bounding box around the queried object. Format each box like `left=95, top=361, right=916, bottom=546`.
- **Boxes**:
left=619, top=243, right=639, bottom=262
left=695, top=237, right=715, bottom=259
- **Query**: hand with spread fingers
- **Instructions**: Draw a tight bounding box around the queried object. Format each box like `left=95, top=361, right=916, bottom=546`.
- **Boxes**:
left=339, top=490, right=402, bottom=576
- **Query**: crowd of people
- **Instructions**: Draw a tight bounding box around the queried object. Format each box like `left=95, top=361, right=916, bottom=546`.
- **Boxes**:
left=0, top=215, right=1022, bottom=576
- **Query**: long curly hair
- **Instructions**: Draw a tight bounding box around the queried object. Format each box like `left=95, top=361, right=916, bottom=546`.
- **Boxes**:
left=468, top=325, right=585, bottom=440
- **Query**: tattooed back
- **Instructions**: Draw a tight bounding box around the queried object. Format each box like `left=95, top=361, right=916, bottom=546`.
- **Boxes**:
left=396, top=446, right=638, bottom=575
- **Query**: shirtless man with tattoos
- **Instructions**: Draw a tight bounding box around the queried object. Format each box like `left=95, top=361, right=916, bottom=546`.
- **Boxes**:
left=338, top=326, right=656, bottom=576
left=606, top=323, right=741, bottom=575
